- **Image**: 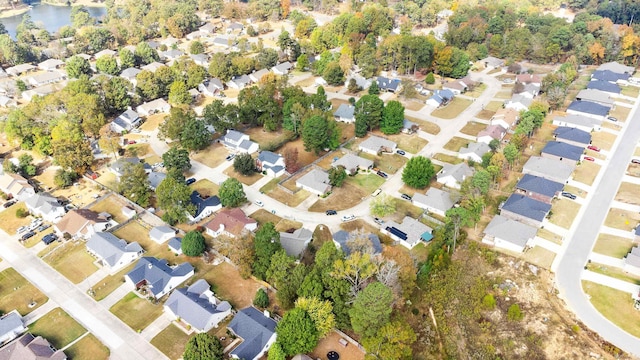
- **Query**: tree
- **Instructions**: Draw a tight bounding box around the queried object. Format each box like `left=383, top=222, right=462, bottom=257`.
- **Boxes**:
left=253, top=288, right=270, bottom=308
left=284, top=147, right=300, bottom=173
left=96, top=56, right=119, bottom=75
left=18, top=154, right=36, bottom=177
left=507, top=303, right=524, bottom=321
left=102, top=77, right=132, bottom=113
left=180, top=118, right=210, bottom=151
left=190, top=40, right=205, bottom=55
left=257, top=48, right=279, bottom=69
left=368, top=81, right=380, bottom=95
left=135, top=42, right=160, bottom=65
left=323, top=61, right=345, bottom=86
left=233, top=153, right=256, bottom=176
left=156, top=174, right=194, bottom=225
left=169, top=81, right=192, bottom=106
left=54, top=169, right=78, bottom=188
left=445, top=207, right=473, bottom=253
left=349, top=282, right=394, bottom=337
left=328, top=165, right=347, bottom=187
left=136, top=70, right=162, bottom=101
left=470, top=170, right=491, bottom=195
left=332, top=251, right=378, bottom=299
left=296, top=54, right=309, bottom=71
left=66, top=56, right=91, bottom=78
left=162, top=147, right=191, bottom=172
left=51, top=120, right=93, bottom=172
left=295, top=297, right=335, bottom=338
left=354, top=95, right=384, bottom=136
left=252, top=222, right=282, bottom=280
left=402, top=156, right=435, bottom=188
left=183, top=333, right=223, bottom=360
left=362, top=321, right=417, bottom=360
left=425, top=72, right=435, bottom=84
left=369, top=194, right=396, bottom=217
left=218, top=178, right=246, bottom=207
left=380, top=100, right=404, bottom=135
left=182, top=231, right=206, bottom=256
left=276, top=308, right=319, bottom=356
left=267, top=342, right=286, bottom=360
left=503, top=143, right=519, bottom=169
left=118, top=163, right=152, bottom=207
left=302, top=115, right=329, bottom=155
left=119, top=48, right=136, bottom=69
left=347, top=78, right=360, bottom=93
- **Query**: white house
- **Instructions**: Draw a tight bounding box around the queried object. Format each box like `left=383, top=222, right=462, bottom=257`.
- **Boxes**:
left=120, top=67, right=141, bottom=87
left=504, top=94, right=532, bottom=111
left=227, top=74, right=251, bottom=89
left=0, top=172, right=35, bottom=201
left=412, top=188, right=458, bottom=217
left=437, top=163, right=474, bottom=189
left=95, top=49, right=116, bottom=58
left=164, top=279, right=232, bottom=332
left=333, top=153, right=373, bottom=175
left=125, top=257, right=194, bottom=299
left=482, top=215, right=537, bottom=253
left=6, top=63, right=36, bottom=77
left=111, top=109, right=142, bottom=134
left=249, top=69, right=270, bottom=83
left=381, top=216, right=433, bottom=249
left=198, top=79, right=224, bottom=97
left=87, top=232, right=144, bottom=274
left=358, top=135, right=397, bottom=155
left=256, top=151, right=286, bottom=177
left=24, top=193, right=66, bottom=223
left=0, top=310, right=26, bottom=346
left=25, top=71, right=66, bottom=88
left=141, top=61, right=166, bottom=73
left=271, top=62, right=292, bottom=76
left=136, top=98, right=170, bottom=116
left=624, top=247, right=640, bottom=276
left=221, top=130, right=259, bottom=154
left=458, top=142, right=491, bottom=163
left=149, top=226, right=176, bottom=244
left=296, top=168, right=331, bottom=196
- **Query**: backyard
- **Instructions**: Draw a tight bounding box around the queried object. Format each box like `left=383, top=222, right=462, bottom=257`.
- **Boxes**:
left=89, top=195, right=132, bottom=223
left=196, top=261, right=262, bottom=308
left=244, top=127, right=294, bottom=150
left=583, top=281, right=640, bottom=338
left=28, top=307, right=87, bottom=349
left=548, top=199, right=580, bottom=229
left=443, top=136, right=471, bottom=152
left=191, top=142, right=228, bottom=168
left=431, top=97, right=473, bottom=119
left=308, top=182, right=369, bottom=212
left=615, top=182, right=640, bottom=205
left=110, top=292, right=164, bottom=332
left=42, top=241, right=99, bottom=284
left=593, top=233, right=634, bottom=258
left=309, top=331, right=365, bottom=360
left=604, top=208, right=640, bottom=231
left=0, top=268, right=48, bottom=315
left=64, top=334, right=110, bottom=360
left=359, top=153, right=407, bottom=174
left=114, top=221, right=167, bottom=259
left=0, top=202, right=32, bottom=234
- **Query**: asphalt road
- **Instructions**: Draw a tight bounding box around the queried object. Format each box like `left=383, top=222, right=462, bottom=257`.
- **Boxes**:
left=555, top=98, right=640, bottom=355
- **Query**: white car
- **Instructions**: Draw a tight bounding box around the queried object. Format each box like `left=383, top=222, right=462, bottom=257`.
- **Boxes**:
left=341, top=215, right=355, bottom=222
left=255, top=200, right=264, bottom=207
left=16, top=226, right=28, bottom=234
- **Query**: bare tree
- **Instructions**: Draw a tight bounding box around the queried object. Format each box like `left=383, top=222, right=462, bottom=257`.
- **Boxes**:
left=376, top=260, right=401, bottom=297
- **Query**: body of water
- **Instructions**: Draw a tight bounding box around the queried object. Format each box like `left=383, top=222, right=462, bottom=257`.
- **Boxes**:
left=1, top=2, right=107, bottom=38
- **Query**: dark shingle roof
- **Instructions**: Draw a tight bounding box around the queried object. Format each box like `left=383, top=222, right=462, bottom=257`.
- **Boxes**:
left=553, top=126, right=591, bottom=145
left=332, top=230, right=382, bottom=256
left=501, top=194, right=551, bottom=222
left=587, top=80, right=621, bottom=94
left=190, top=191, right=221, bottom=218
left=516, top=174, right=564, bottom=198
left=126, top=257, right=194, bottom=297
left=376, top=76, right=401, bottom=91
left=165, top=279, right=231, bottom=331
left=592, top=70, right=630, bottom=82
left=541, top=141, right=584, bottom=161
left=229, top=307, right=276, bottom=360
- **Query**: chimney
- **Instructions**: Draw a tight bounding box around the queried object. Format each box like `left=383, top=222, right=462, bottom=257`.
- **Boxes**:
left=148, top=263, right=153, bottom=269
left=263, top=309, right=270, bottom=318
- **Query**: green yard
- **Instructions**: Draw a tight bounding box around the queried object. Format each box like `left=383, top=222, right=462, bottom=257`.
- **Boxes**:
left=359, top=153, right=407, bottom=174
left=459, top=121, right=486, bottom=137
left=65, top=333, right=110, bottom=360
left=443, top=137, right=471, bottom=152
left=42, top=241, right=99, bottom=284
left=345, top=173, right=385, bottom=193
left=151, top=324, right=193, bottom=360
left=548, top=198, right=581, bottom=229
left=433, top=153, right=463, bottom=165
left=110, top=292, right=164, bottom=332
left=29, top=308, right=87, bottom=349
left=586, top=263, right=640, bottom=285
left=0, top=268, right=48, bottom=315
left=583, top=281, right=640, bottom=338
left=593, top=233, right=634, bottom=258
left=431, top=97, right=473, bottom=119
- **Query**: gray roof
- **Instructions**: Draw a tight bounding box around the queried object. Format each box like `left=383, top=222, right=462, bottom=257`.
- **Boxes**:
left=165, top=279, right=231, bottom=331
left=438, top=162, right=474, bottom=183
left=296, top=168, right=330, bottom=194
left=120, top=67, right=141, bottom=79
left=149, top=226, right=175, bottom=241
left=224, top=129, right=246, bottom=143
left=635, top=226, right=640, bottom=237
left=230, top=74, right=250, bottom=86
left=553, top=126, right=591, bottom=145
left=332, top=230, right=382, bottom=256
left=111, top=157, right=150, bottom=175
left=501, top=194, right=551, bottom=222
left=258, top=151, right=281, bottom=166
left=333, top=154, right=373, bottom=172
left=148, top=172, right=166, bottom=190
left=0, top=311, right=23, bottom=342
left=459, top=142, right=491, bottom=158
left=484, top=215, right=537, bottom=248
left=523, top=156, right=575, bottom=183
left=481, top=56, right=504, bottom=67
left=24, top=193, right=62, bottom=215
left=597, top=61, right=635, bottom=75
left=229, top=307, right=277, bottom=360
left=541, top=141, right=584, bottom=161
left=384, top=216, right=433, bottom=246
left=376, top=76, right=401, bottom=91
left=625, top=247, right=640, bottom=268
left=429, top=89, right=454, bottom=104
left=118, top=109, right=140, bottom=123
left=516, top=174, right=564, bottom=198
left=239, top=139, right=256, bottom=151
left=333, top=104, right=354, bottom=119
left=126, top=257, right=194, bottom=297
left=413, top=188, right=458, bottom=213
left=576, top=89, right=615, bottom=106
left=190, top=53, right=209, bottom=64
left=279, top=228, right=313, bottom=257
left=403, top=118, right=417, bottom=130
left=272, top=62, right=292, bottom=73
left=87, top=232, right=143, bottom=268
left=587, top=80, right=621, bottom=94
left=553, top=114, right=602, bottom=129
left=160, top=49, right=184, bottom=60
left=567, top=100, right=610, bottom=117
left=190, top=191, right=221, bottom=218
left=168, top=237, right=182, bottom=252
left=250, top=69, right=269, bottom=82
left=359, top=135, right=397, bottom=152
left=507, top=94, right=532, bottom=108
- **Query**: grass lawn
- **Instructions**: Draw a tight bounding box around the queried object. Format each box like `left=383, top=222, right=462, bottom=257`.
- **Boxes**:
left=621, top=86, right=640, bottom=98
left=345, top=173, right=385, bottom=193
left=65, top=333, right=110, bottom=360
left=140, top=113, right=165, bottom=131
left=389, top=198, right=424, bottom=223
left=190, top=179, right=219, bottom=197
left=604, top=208, right=640, bottom=231
left=113, top=221, right=169, bottom=259
left=360, top=153, right=407, bottom=174
left=250, top=209, right=282, bottom=226
left=628, top=164, right=640, bottom=177
left=433, top=153, right=463, bottom=165
left=522, top=246, right=556, bottom=269
left=265, top=187, right=311, bottom=207
left=404, top=101, right=425, bottom=112
left=484, top=101, right=503, bottom=112
left=42, top=242, right=99, bottom=284
left=475, top=109, right=496, bottom=120
left=28, top=308, right=87, bottom=349
left=537, top=228, right=563, bottom=245
left=192, top=142, right=228, bottom=169
left=549, top=198, right=581, bottom=229
left=591, top=131, right=617, bottom=151
left=431, top=97, right=473, bottom=119
left=0, top=202, right=31, bottom=234
left=275, top=219, right=303, bottom=232
left=610, top=105, right=632, bottom=122
left=443, top=136, right=471, bottom=152
left=308, top=182, right=368, bottom=212
left=223, top=167, right=263, bottom=186
left=0, top=268, right=48, bottom=316
left=593, top=233, right=634, bottom=258
left=110, top=292, right=164, bottom=332
left=586, top=263, right=640, bottom=285
left=244, top=128, right=294, bottom=150
left=563, top=184, right=587, bottom=198
left=295, top=77, right=316, bottom=87
left=259, top=177, right=280, bottom=193
left=405, top=116, right=440, bottom=135
left=151, top=324, right=192, bottom=360
left=465, top=83, right=487, bottom=98
left=196, top=262, right=262, bottom=308
left=90, top=262, right=137, bottom=301
left=572, top=161, right=601, bottom=186
left=89, top=195, right=130, bottom=223
left=382, top=132, right=428, bottom=154
left=615, top=182, right=640, bottom=205
left=459, top=121, right=486, bottom=136
left=583, top=281, right=640, bottom=338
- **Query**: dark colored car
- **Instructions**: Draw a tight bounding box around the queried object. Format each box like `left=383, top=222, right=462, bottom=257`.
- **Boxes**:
left=185, top=178, right=196, bottom=185
left=377, top=171, right=388, bottom=179
left=401, top=193, right=412, bottom=201
left=36, top=224, right=51, bottom=232
left=3, top=200, right=16, bottom=208
left=20, top=231, right=36, bottom=241
left=42, top=233, right=58, bottom=245
left=561, top=192, right=577, bottom=200
left=325, top=210, right=337, bottom=215
left=396, top=149, right=406, bottom=156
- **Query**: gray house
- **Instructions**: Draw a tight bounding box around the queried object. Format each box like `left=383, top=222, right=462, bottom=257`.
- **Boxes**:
left=500, top=194, right=551, bottom=227
left=279, top=228, right=313, bottom=258
left=164, top=279, right=232, bottom=332
left=458, top=142, right=491, bottom=163
left=523, top=156, right=575, bottom=184
left=358, top=135, right=397, bottom=155
left=567, top=100, right=610, bottom=120
left=333, top=154, right=373, bottom=175
left=437, top=162, right=474, bottom=189
left=575, top=89, right=615, bottom=107
left=228, top=307, right=277, bottom=360
left=381, top=216, right=433, bottom=249
left=333, top=104, right=355, bottom=123
left=515, top=174, right=564, bottom=204
left=541, top=141, right=584, bottom=165
left=553, top=126, right=591, bottom=148
left=125, top=257, right=194, bottom=299
left=111, top=109, right=141, bottom=134
left=0, top=310, right=26, bottom=346
left=296, top=169, right=331, bottom=196
left=552, top=114, right=602, bottom=132
left=87, top=232, right=144, bottom=274
left=482, top=215, right=537, bottom=253
left=412, top=188, right=458, bottom=217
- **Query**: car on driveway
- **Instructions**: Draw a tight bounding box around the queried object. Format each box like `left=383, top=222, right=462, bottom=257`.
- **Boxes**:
left=36, top=224, right=51, bottom=232
left=632, top=159, right=640, bottom=165
left=326, top=210, right=337, bottom=215
left=561, top=192, right=577, bottom=200
left=225, top=154, right=236, bottom=161
left=396, top=149, right=406, bottom=156
left=587, top=145, right=600, bottom=152
left=42, top=233, right=58, bottom=245
left=20, top=231, right=36, bottom=241
left=583, top=156, right=595, bottom=162
left=255, top=200, right=264, bottom=207
left=401, top=193, right=412, bottom=201
left=3, top=200, right=16, bottom=208
left=376, top=171, right=388, bottom=179
left=16, top=226, right=28, bottom=234
left=607, top=116, right=618, bottom=122
left=185, top=178, right=196, bottom=185
left=373, top=217, right=384, bottom=225
left=341, top=214, right=355, bottom=222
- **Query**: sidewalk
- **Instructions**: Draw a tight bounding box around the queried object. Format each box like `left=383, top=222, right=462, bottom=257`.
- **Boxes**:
left=141, top=313, right=172, bottom=341
left=582, top=270, right=640, bottom=295
left=78, top=267, right=111, bottom=293
left=23, top=300, right=57, bottom=325
left=99, top=283, right=131, bottom=309
left=610, top=200, right=640, bottom=212
left=588, top=253, right=625, bottom=268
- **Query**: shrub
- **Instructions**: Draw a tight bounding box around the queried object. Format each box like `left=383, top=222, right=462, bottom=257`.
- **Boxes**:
left=425, top=72, right=435, bottom=84
left=54, top=169, right=79, bottom=188
left=16, top=208, right=28, bottom=218
left=507, top=304, right=523, bottom=321
left=482, top=294, right=496, bottom=310
left=181, top=231, right=206, bottom=257
left=253, top=288, right=270, bottom=308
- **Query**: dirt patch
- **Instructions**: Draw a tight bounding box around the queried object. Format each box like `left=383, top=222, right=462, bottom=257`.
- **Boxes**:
left=0, top=202, right=32, bottom=234
left=308, top=182, right=367, bottom=212
left=443, top=136, right=471, bottom=152
left=309, top=331, right=365, bottom=360
left=191, top=142, right=229, bottom=168
left=405, top=116, right=440, bottom=135
left=190, top=179, right=219, bottom=197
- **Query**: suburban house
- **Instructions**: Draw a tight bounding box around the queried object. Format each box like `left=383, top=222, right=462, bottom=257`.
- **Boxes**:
left=437, top=162, right=475, bottom=189
left=541, top=141, right=584, bottom=165
left=624, top=247, right=640, bottom=276
left=500, top=194, right=552, bottom=227
left=164, top=279, right=232, bottom=333
left=271, top=62, right=292, bottom=75
left=0, top=172, right=35, bottom=201
left=426, top=89, right=454, bottom=107
left=256, top=151, right=286, bottom=177
left=522, top=156, right=575, bottom=184
left=111, top=109, right=142, bottom=134
left=553, top=126, right=592, bottom=148
left=586, top=80, right=621, bottom=95
left=95, top=49, right=116, bottom=58
left=189, top=53, right=210, bottom=67
left=477, top=125, right=506, bottom=144
left=402, top=118, right=419, bottom=134
left=296, top=168, right=332, bottom=196
left=0, top=333, right=67, bottom=360
left=147, top=172, right=167, bottom=191
left=381, top=216, right=433, bottom=249
left=168, top=237, right=182, bottom=255
left=333, top=103, right=355, bottom=123
left=442, top=80, right=467, bottom=95
left=221, top=130, right=259, bottom=154
left=54, top=209, right=111, bottom=240
left=86, top=232, right=144, bottom=274
left=227, top=74, right=251, bottom=89
left=575, top=89, right=615, bottom=107
left=6, top=63, right=36, bottom=76
left=122, top=206, right=136, bottom=219
left=566, top=100, right=609, bottom=120
left=0, top=95, right=17, bottom=108
left=136, top=98, right=170, bottom=116
left=279, top=228, right=313, bottom=258
left=480, top=56, right=504, bottom=69
left=458, top=142, right=491, bottom=163
left=345, top=73, right=371, bottom=89
left=125, top=257, right=194, bottom=299
left=504, top=94, right=532, bottom=112
left=516, top=73, right=543, bottom=86
left=212, top=36, right=236, bottom=48
left=205, top=208, right=257, bottom=238
left=333, top=154, right=373, bottom=175
left=598, top=61, right=635, bottom=75
left=24, top=193, right=66, bottom=223
left=25, top=71, right=66, bottom=88
left=197, top=78, right=224, bottom=97
left=228, top=307, right=277, bottom=360
left=227, top=22, right=244, bottom=33
left=120, top=67, right=141, bottom=86
left=515, top=174, right=564, bottom=204
left=482, top=215, right=537, bottom=253
left=0, top=310, right=26, bottom=346
left=412, top=187, right=458, bottom=217
left=110, top=157, right=152, bottom=178
left=591, top=69, right=630, bottom=83
left=188, top=191, right=222, bottom=223
left=358, top=135, right=397, bottom=155
left=249, top=69, right=270, bottom=83
left=141, top=62, right=166, bottom=73
left=332, top=230, right=382, bottom=256
left=159, top=49, right=185, bottom=62
left=149, top=226, right=176, bottom=244
left=22, top=82, right=67, bottom=101
left=376, top=76, right=401, bottom=92
left=552, top=114, right=602, bottom=132
left=519, top=83, right=541, bottom=98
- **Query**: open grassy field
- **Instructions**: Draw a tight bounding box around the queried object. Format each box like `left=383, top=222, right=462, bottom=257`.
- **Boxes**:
left=431, top=97, right=473, bottom=119
left=151, top=323, right=193, bottom=360
left=381, top=132, right=428, bottom=154
left=191, top=142, right=228, bottom=169
left=190, top=179, right=219, bottom=197
left=90, top=262, right=137, bottom=301
left=359, top=153, right=407, bottom=174
left=586, top=263, right=640, bottom=285
left=89, top=195, right=131, bottom=223
left=110, top=292, right=164, bottom=332
left=443, top=136, right=471, bottom=152
left=0, top=268, right=48, bottom=315
left=572, top=161, right=600, bottom=186
left=433, top=153, right=463, bottom=165
left=604, top=208, right=640, bottom=231
left=223, top=167, right=263, bottom=185
left=590, top=131, right=617, bottom=151
left=308, top=182, right=369, bottom=212
left=196, top=262, right=262, bottom=308
left=29, top=308, right=87, bottom=349
left=42, top=241, right=99, bottom=284
left=0, top=202, right=31, bottom=234
left=65, top=333, right=110, bottom=360
left=615, top=182, right=640, bottom=205
left=484, top=101, right=503, bottom=112
left=549, top=198, right=580, bottom=229
left=583, top=281, right=640, bottom=338
left=459, top=121, right=486, bottom=136
left=345, top=173, right=385, bottom=194
left=593, top=233, right=634, bottom=258
left=405, top=116, right=440, bottom=135
left=522, top=246, right=556, bottom=269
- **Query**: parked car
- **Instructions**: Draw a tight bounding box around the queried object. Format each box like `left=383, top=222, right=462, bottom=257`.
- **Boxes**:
left=225, top=154, right=236, bottom=161
left=341, top=214, right=355, bottom=222
left=561, top=192, right=577, bottom=200
left=3, top=200, right=16, bottom=208
left=16, top=226, right=28, bottom=234
left=376, top=171, right=388, bottom=179
left=255, top=200, right=264, bottom=207
left=583, top=156, right=595, bottom=162
left=396, top=149, right=406, bottom=156
left=20, top=231, right=36, bottom=241
left=36, top=224, right=51, bottom=232
left=401, top=193, right=412, bottom=201
left=632, top=159, right=640, bottom=165
left=373, top=217, right=384, bottom=225
left=325, top=210, right=337, bottom=215
left=127, top=140, right=137, bottom=145
left=587, top=145, right=600, bottom=152
left=372, top=189, right=382, bottom=197
left=42, top=233, right=58, bottom=245
left=185, top=178, right=196, bottom=185
left=607, top=116, right=618, bottom=122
